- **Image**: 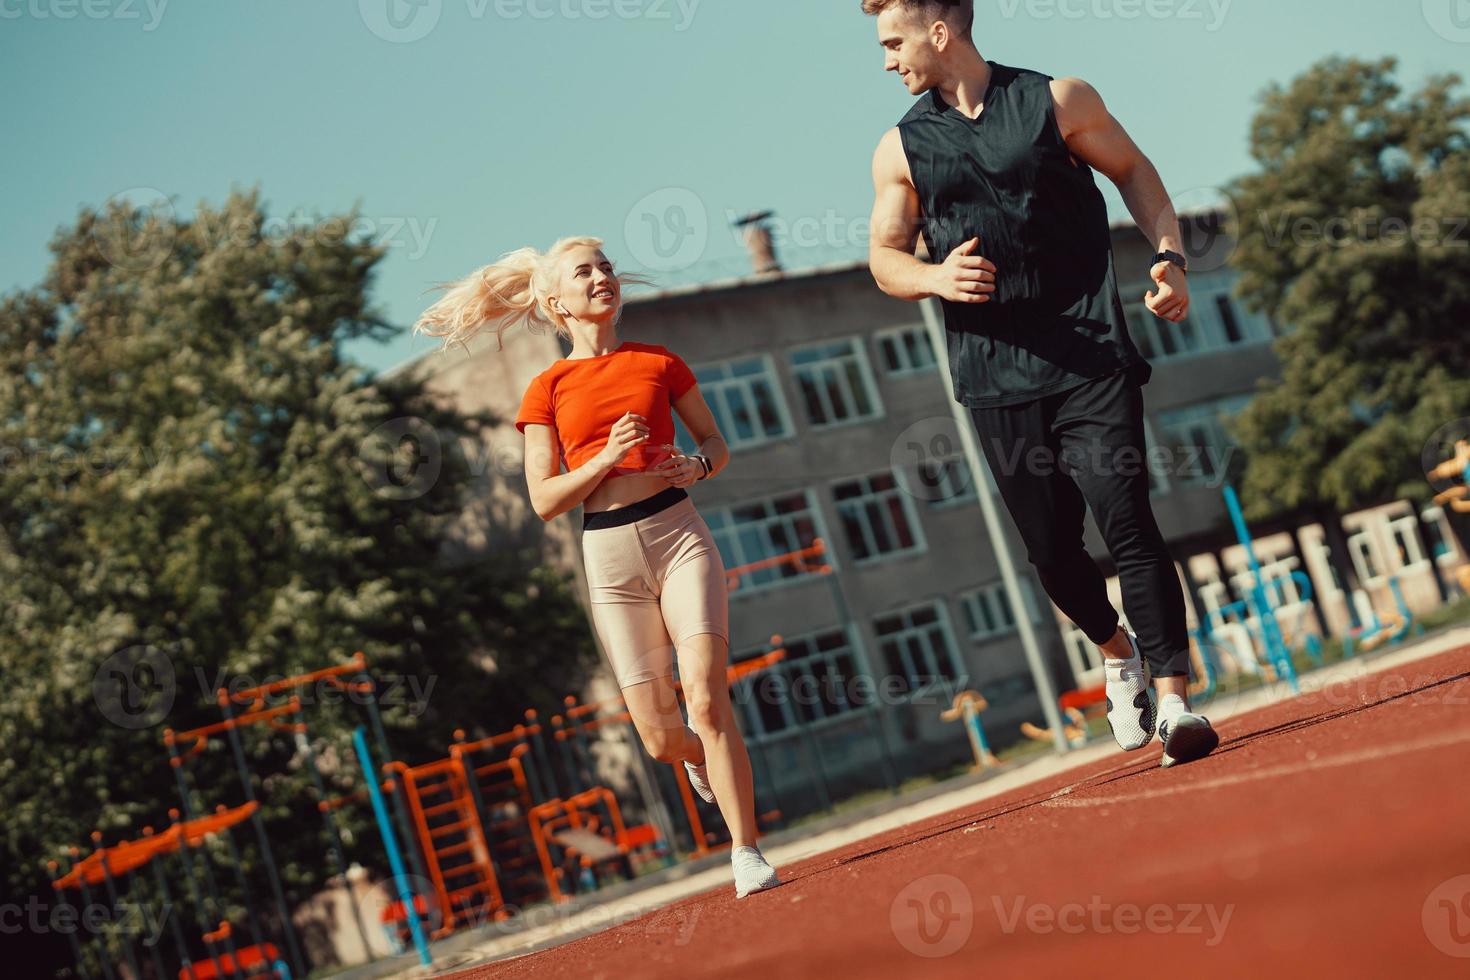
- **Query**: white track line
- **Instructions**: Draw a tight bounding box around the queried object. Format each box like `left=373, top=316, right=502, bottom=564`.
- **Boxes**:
left=1042, top=726, right=1470, bottom=809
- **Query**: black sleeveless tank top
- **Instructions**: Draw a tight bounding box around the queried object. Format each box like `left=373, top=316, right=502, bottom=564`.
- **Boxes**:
left=897, top=62, right=1150, bottom=408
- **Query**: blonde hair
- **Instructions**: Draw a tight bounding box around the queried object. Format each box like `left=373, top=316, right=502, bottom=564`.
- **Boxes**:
left=412, top=236, right=653, bottom=356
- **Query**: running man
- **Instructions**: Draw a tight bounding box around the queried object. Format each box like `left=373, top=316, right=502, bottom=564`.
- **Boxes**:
left=863, top=0, right=1219, bottom=766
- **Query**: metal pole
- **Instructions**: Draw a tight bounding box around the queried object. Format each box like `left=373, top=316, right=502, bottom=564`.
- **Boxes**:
left=920, top=296, right=1070, bottom=752
left=1225, top=485, right=1300, bottom=693
left=163, top=810, right=237, bottom=980
left=358, top=661, right=398, bottom=785
left=48, top=859, right=94, bottom=980
left=92, top=837, right=143, bottom=980
left=352, top=727, right=432, bottom=968
left=123, top=863, right=168, bottom=980
left=217, top=694, right=308, bottom=979
left=525, top=709, right=558, bottom=802
left=71, top=850, right=117, bottom=980
left=146, top=837, right=199, bottom=980
left=295, top=730, right=375, bottom=962
left=213, top=807, right=268, bottom=958
left=166, top=741, right=246, bottom=980
left=513, top=724, right=546, bottom=805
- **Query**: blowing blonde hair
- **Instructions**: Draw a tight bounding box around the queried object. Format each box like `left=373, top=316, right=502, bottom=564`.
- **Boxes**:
left=412, top=236, right=653, bottom=356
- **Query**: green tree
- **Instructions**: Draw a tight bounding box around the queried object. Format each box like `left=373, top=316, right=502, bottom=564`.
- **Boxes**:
left=1226, top=57, right=1470, bottom=540
left=0, top=188, right=598, bottom=975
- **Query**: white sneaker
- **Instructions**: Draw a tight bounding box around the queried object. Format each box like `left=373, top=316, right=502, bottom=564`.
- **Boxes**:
left=1103, top=629, right=1155, bottom=751
left=684, top=758, right=716, bottom=804
left=1157, top=694, right=1219, bottom=768
left=732, top=845, right=780, bottom=898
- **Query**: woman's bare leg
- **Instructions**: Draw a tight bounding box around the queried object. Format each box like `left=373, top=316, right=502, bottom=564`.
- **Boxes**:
left=675, top=632, right=758, bottom=848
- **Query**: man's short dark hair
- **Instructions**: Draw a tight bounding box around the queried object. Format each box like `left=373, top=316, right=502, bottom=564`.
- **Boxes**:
left=860, top=0, right=974, bottom=39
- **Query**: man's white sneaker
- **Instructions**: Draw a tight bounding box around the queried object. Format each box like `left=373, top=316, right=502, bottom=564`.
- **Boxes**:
left=1104, top=629, right=1155, bottom=751
left=732, top=845, right=780, bottom=898
left=1157, top=694, right=1219, bottom=768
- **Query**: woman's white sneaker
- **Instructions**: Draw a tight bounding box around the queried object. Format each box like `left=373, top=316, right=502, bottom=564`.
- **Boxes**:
left=684, top=759, right=716, bottom=804
left=732, top=845, right=781, bottom=898
left=1104, top=630, right=1155, bottom=751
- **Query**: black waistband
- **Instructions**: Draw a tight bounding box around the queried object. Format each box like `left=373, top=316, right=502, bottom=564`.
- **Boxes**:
left=582, top=486, right=689, bottom=530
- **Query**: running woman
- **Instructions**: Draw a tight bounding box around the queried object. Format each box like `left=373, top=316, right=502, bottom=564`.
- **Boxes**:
left=414, top=237, right=782, bottom=896
left=863, top=0, right=1218, bottom=766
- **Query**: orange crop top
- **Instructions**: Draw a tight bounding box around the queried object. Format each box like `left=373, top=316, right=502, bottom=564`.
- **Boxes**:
left=514, top=341, right=698, bottom=476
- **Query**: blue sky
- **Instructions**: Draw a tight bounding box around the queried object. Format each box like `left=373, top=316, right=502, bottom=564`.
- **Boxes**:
left=3, top=0, right=1467, bottom=375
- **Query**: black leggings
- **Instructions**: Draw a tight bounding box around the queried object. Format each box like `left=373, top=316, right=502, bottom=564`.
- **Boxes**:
left=968, top=367, right=1191, bottom=678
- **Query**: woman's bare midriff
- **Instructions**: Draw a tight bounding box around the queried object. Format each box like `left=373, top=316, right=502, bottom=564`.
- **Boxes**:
left=584, top=471, right=675, bottom=514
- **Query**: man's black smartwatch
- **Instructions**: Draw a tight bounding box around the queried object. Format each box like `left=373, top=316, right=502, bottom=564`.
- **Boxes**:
left=1150, top=249, right=1189, bottom=275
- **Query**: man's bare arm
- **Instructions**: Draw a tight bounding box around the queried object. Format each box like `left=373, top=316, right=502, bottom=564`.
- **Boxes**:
left=1052, top=76, right=1189, bottom=322
left=868, top=127, right=996, bottom=304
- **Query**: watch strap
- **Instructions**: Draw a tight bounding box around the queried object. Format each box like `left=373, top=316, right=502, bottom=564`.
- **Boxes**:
left=1151, top=249, right=1189, bottom=274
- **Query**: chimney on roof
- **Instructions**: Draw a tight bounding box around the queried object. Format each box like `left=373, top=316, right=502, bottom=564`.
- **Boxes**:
left=733, top=211, right=781, bottom=275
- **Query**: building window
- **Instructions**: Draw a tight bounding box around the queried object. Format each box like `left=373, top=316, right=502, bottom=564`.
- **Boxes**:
left=1387, top=514, right=1428, bottom=570
left=960, top=579, right=1041, bottom=640
left=706, top=491, right=830, bottom=596
left=832, top=470, right=926, bottom=563
left=673, top=355, right=792, bottom=452
left=873, top=601, right=965, bottom=697
left=732, top=628, right=866, bottom=738
left=789, top=338, right=883, bottom=428
left=980, top=673, right=1037, bottom=707
left=1420, top=506, right=1458, bottom=565
left=1155, top=395, right=1253, bottom=488
left=874, top=324, right=938, bottom=376
left=1124, top=270, right=1274, bottom=365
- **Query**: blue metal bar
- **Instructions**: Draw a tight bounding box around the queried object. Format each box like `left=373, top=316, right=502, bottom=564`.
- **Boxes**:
left=1224, top=485, right=1300, bottom=693
left=352, top=727, right=432, bottom=968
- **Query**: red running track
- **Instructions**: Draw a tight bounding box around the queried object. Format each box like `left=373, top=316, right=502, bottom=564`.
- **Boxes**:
left=452, top=647, right=1470, bottom=980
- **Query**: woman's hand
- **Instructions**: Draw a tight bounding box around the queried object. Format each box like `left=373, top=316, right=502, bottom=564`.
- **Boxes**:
left=649, top=444, right=702, bottom=488
left=597, top=412, right=650, bottom=468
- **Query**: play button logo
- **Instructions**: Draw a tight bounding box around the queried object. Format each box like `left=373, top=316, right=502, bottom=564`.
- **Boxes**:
left=360, top=0, right=442, bottom=43
left=1423, top=0, right=1470, bottom=41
